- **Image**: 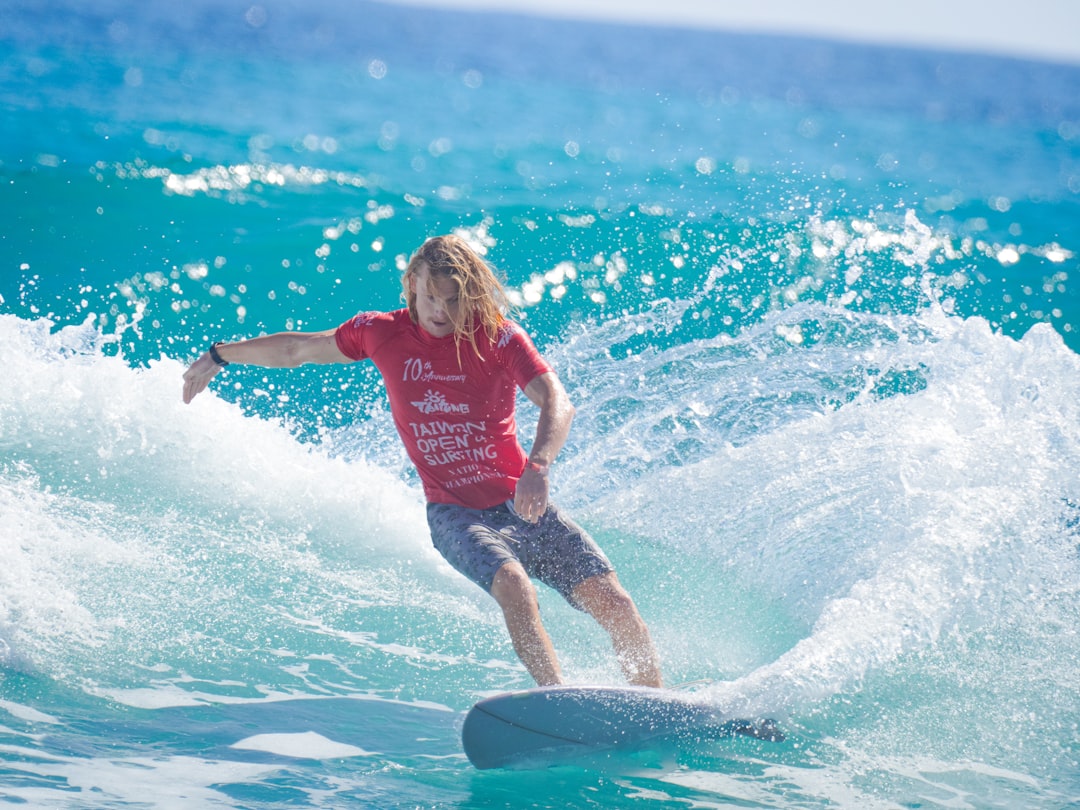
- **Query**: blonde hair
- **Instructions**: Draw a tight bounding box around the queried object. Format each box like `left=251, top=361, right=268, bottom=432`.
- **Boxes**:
left=403, top=234, right=509, bottom=359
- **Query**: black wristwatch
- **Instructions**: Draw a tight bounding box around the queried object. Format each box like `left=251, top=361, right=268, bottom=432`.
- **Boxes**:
left=208, top=342, right=229, bottom=367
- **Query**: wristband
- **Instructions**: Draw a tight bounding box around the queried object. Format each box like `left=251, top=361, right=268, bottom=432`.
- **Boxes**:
left=208, top=342, right=229, bottom=367
left=526, top=459, right=550, bottom=475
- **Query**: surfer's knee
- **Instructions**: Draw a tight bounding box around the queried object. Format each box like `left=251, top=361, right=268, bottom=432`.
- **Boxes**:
left=575, top=574, right=662, bottom=687
left=574, top=573, right=638, bottom=624
left=491, top=562, right=538, bottom=611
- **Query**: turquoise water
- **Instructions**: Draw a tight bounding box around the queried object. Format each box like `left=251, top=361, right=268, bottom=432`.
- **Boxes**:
left=3, top=1, right=1080, bottom=806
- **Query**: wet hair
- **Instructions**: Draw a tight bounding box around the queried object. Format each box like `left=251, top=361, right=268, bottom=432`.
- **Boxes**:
left=403, top=234, right=510, bottom=359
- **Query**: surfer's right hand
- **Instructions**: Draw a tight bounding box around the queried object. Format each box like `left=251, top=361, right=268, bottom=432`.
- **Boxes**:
left=182, top=352, right=223, bottom=404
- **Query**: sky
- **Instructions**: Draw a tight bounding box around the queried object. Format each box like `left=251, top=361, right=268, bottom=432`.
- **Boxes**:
left=382, top=0, right=1080, bottom=66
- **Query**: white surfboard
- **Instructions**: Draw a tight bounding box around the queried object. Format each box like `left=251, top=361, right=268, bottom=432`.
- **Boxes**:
left=461, top=684, right=783, bottom=770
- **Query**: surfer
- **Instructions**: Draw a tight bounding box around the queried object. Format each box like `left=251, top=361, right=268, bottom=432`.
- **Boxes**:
left=181, top=234, right=663, bottom=688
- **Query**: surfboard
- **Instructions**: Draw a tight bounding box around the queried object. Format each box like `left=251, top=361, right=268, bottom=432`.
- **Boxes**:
left=461, top=684, right=783, bottom=770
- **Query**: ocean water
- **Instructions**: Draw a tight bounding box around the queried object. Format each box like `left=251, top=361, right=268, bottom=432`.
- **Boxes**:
left=3, top=0, right=1080, bottom=806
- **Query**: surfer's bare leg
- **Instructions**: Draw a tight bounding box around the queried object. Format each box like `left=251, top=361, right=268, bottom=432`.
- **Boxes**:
left=491, top=562, right=563, bottom=686
left=573, top=572, right=663, bottom=688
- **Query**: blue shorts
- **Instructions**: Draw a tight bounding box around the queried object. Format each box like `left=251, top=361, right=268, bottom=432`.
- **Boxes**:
left=426, top=500, right=613, bottom=610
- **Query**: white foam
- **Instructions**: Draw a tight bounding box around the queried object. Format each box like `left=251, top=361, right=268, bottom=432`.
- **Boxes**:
left=231, top=731, right=373, bottom=759
left=572, top=304, right=1080, bottom=714
left=0, top=699, right=60, bottom=725
left=0, top=313, right=450, bottom=682
left=6, top=754, right=278, bottom=808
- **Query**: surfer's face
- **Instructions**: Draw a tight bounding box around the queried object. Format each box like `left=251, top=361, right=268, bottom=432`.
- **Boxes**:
left=411, top=263, right=462, bottom=338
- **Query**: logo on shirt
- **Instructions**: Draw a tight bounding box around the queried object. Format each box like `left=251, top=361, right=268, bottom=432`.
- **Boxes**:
left=412, top=389, right=471, bottom=415
left=403, top=357, right=467, bottom=384
left=496, top=321, right=519, bottom=349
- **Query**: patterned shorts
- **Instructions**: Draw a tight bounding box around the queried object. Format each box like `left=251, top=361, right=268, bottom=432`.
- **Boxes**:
left=426, top=500, right=613, bottom=610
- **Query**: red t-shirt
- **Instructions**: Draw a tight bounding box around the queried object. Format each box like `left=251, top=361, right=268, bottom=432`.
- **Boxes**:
left=335, top=309, right=553, bottom=508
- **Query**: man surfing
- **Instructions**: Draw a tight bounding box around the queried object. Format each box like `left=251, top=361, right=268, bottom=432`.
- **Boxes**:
left=182, top=234, right=663, bottom=688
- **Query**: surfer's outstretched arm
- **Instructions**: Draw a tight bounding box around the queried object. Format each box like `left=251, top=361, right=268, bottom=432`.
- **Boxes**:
left=182, top=329, right=348, bottom=403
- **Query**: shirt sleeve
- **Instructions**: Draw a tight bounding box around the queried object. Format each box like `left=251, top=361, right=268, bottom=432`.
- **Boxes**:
left=334, top=311, right=382, bottom=361
left=497, top=321, right=554, bottom=389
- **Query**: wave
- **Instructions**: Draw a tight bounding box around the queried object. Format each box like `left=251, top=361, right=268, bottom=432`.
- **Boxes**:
left=3, top=283, right=1080, bottom=805
left=5, top=292, right=1080, bottom=690
left=561, top=299, right=1077, bottom=668
left=0, top=313, right=476, bottom=694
